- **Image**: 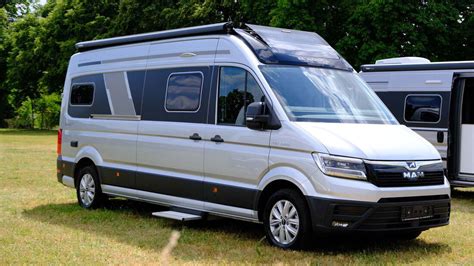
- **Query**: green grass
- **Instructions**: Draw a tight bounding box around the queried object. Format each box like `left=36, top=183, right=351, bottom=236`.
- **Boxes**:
left=1, top=128, right=473, bottom=264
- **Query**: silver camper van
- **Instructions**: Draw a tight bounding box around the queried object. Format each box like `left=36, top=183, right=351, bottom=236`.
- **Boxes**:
left=57, top=24, right=450, bottom=249
left=360, top=57, right=474, bottom=188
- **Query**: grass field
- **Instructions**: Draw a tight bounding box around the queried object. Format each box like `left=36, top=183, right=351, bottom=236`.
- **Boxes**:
left=0, top=129, right=473, bottom=265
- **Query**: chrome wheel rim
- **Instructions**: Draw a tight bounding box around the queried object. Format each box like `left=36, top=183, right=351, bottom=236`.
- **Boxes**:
left=79, top=173, right=95, bottom=206
left=269, top=200, right=299, bottom=245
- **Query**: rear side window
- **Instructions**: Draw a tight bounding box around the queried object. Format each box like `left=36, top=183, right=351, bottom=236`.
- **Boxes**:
left=70, top=83, right=94, bottom=105
left=404, top=95, right=442, bottom=123
left=165, top=72, right=203, bottom=112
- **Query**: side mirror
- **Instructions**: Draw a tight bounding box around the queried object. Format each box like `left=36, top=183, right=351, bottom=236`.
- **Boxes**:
left=246, top=102, right=269, bottom=130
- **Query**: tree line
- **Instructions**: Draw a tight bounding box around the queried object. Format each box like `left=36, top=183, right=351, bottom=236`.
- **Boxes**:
left=0, top=0, right=472, bottom=128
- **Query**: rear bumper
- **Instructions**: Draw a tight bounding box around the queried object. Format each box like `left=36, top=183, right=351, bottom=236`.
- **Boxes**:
left=307, top=195, right=450, bottom=233
left=57, top=156, right=75, bottom=185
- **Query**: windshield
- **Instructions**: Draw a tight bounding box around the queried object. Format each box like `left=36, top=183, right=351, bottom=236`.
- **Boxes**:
left=260, top=65, right=398, bottom=124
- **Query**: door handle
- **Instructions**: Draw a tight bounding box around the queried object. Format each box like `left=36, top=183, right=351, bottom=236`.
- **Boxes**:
left=189, top=133, right=202, bottom=141
left=210, top=135, right=224, bottom=143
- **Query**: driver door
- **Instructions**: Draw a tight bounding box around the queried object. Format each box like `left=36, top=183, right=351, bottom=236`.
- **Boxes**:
left=201, top=66, right=271, bottom=218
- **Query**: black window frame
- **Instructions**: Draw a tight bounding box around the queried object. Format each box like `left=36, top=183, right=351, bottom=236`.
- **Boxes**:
left=404, top=94, right=442, bottom=124
left=69, top=82, right=96, bottom=106
left=216, top=66, right=267, bottom=127
left=164, top=71, right=204, bottom=113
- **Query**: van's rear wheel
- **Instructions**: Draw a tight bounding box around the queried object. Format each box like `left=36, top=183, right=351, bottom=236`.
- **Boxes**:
left=263, top=189, right=311, bottom=249
left=76, top=165, right=104, bottom=209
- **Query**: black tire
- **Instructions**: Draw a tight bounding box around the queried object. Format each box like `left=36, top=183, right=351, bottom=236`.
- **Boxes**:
left=263, top=189, right=312, bottom=249
left=393, top=230, right=422, bottom=241
left=76, top=165, right=105, bottom=209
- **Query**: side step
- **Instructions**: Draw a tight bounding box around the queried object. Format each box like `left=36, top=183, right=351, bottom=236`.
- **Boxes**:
left=152, top=211, right=202, bottom=221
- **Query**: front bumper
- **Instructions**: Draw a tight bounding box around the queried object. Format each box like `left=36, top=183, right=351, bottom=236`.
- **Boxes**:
left=307, top=195, right=450, bottom=232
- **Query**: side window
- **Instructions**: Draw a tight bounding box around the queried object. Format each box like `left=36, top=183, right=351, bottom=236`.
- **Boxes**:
left=462, top=80, right=474, bottom=124
left=218, top=67, right=265, bottom=126
left=165, top=72, right=203, bottom=112
left=404, top=95, right=442, bottom=123
left=70, top=83, right=94, bottom=105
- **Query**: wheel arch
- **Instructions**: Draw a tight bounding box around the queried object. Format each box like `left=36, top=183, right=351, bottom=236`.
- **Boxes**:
left=256, top=166, right=317, bottom=221
left=73, top=146, right=103, bottom=186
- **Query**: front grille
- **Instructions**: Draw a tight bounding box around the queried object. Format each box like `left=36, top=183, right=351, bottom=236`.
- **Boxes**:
left=357, top=201, right=450, bottom=230
left=366, top=162, right=445, bottom=187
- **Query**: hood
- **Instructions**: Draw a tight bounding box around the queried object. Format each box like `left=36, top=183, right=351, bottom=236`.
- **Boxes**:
left=296, top=122, right=440, bottom=161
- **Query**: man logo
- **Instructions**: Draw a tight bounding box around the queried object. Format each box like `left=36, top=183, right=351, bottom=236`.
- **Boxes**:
left=406, top=162, right=417, bottom=170
left=403, top=171, right=424, bottom=180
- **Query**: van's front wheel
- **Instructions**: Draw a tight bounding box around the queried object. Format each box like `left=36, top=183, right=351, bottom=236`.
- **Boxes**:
left=263, top=189, right=311, bottom=249
left=76, top=165, right=104, bottom=209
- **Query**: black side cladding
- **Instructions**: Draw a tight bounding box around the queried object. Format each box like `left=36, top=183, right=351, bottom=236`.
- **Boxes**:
left=56, top=156, right=74, bottom=182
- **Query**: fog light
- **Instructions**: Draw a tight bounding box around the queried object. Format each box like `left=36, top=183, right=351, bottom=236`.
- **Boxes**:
left=332, top=221, right=350, bottom=228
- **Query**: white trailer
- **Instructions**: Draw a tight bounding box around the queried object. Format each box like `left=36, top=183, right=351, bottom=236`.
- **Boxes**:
left=360, top=57, right=474, bottom=187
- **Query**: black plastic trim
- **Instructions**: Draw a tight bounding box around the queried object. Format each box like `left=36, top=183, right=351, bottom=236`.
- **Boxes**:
left=57, top=159, right=259, bottom=210
left=450, top=180, right=474, bottom=187
left=448, top=77, right=464, bottom=180
left=76, top=23, right=232, bottom=52
left=306, top=195, right=450, bottom=233
left=56, top=156, right=75, bottom=182
left=361, top=61, right=474, bottom=72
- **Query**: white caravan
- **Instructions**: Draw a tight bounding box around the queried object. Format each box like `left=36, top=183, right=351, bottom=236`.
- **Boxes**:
left=57, top=24, right=450, bottom=249
left=360, top=57, right=474, bottom=188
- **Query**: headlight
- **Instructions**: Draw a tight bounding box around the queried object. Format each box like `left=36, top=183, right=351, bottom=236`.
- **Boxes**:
left=312, top=153, right=367, bottom=180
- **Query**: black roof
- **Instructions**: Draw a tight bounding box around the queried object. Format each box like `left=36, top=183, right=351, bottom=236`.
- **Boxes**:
left=361, top=61, right=474, bottom=72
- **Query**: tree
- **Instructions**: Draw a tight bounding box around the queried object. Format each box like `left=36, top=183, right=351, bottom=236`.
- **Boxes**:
left=4, top=14, right=42, bottom=110
left=1, top=0, right=474, bottom=128
left=0, top=8, right=11, bottom=126
left=269, top=0, right=353, bottom=47
left=2, top=0, right=38, bottom=18
left=336, top=1, right=470, bottom=68
left=35, top=0, right=120, bottom=95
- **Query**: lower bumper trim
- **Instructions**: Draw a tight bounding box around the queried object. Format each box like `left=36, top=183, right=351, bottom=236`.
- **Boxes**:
left=306, top=195, right=450, bottom=233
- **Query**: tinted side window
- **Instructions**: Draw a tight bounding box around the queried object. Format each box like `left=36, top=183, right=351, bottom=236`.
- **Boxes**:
left=68, top=74, right=111, bottom=118
left=405, top=95, right=441, bottom=123
left=165, top=72, right=203, bottom=112
left=70, top=84, right=94, bottom=105
left=141, top=66, right=211, bottom=123
left=218, top=67, right=264, bottom=126
left=462, top=80, right=474, bottom=124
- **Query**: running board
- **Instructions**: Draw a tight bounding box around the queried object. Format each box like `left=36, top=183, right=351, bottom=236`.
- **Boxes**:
left=152, top=211, right=202, bottom=221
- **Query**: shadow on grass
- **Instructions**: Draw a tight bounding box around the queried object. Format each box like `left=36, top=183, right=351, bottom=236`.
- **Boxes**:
left=23, top=199, right=452, bottom=262
left=452, top=188, right=474, bottom=200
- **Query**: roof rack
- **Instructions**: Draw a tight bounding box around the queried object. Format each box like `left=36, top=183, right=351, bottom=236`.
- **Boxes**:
left=75, top=22, right=233, bottom=52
